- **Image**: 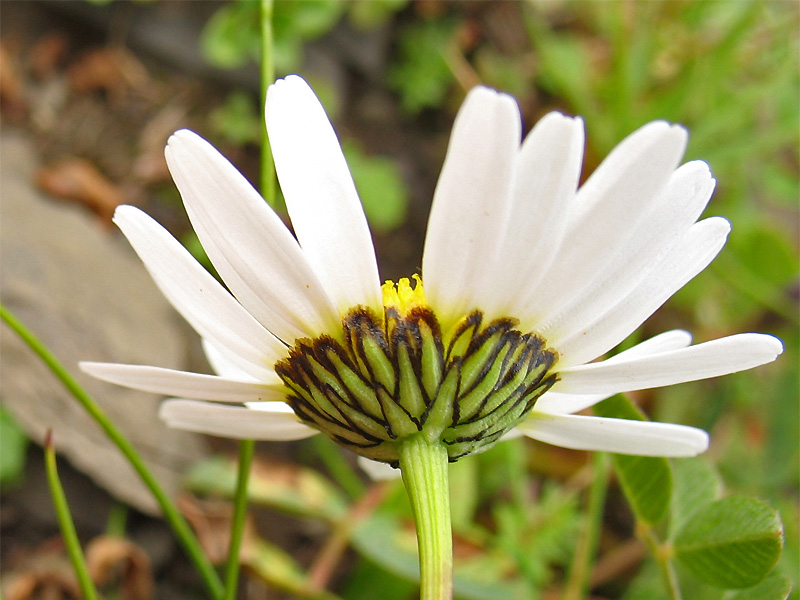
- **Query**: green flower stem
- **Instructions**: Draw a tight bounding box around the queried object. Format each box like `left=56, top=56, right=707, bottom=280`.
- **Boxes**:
left=223, top=439, right=255, bottom=600
left=399, top=435, right=453, bottom=600
left=563, top=451, right=610, bottom=600
left=260, top=0, right=275, bottom=207
left=0, top=304, right=225, bottom=600
left=44, top=431, right=99, bottom=600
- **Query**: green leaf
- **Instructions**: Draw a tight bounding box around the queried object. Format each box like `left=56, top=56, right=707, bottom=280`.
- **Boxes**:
left=342, top=141, right=408, bottom=232
left=593, top=395, right=673, bottom=525
left=0, top=406, right=28, bottom=486
left=246, top=538, right=340, bottom=600
left=348, top=0, right=408, bottom=30
left=351, top=512, right=528, bottom=599
left=185, top=455, right=348, bottom=521
left=209, top=91, right=261, bottom=146
left=674, top=496, right=783, bottom=589
left=340, top=558, right=417, bottom=600
left=722, top=572, right=792, bottom=600
left=670, top=457, right=723, bottom=535
left=201, top=0, right=260, bottom=69
left=387, top=18, right=457, bottom=114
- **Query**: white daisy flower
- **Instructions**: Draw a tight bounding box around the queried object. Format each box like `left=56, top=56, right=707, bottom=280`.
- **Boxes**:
left=81, top=75, right=783, bottom=469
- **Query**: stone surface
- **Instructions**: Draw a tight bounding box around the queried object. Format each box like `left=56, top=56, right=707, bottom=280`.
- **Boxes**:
left=1, top=129, right=207, bottom=515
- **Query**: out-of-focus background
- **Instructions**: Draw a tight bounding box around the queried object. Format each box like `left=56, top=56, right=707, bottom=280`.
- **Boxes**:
left=1, top=1, right=797, bottom=599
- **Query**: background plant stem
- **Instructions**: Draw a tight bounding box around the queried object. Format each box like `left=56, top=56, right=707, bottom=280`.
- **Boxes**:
left=45, top=431, right=99, bottom=600
left=260, top=0, right=275, bottom=206
left=563, top=451, right=610, bottom=600
left=223, top=439, right=255, bottom=600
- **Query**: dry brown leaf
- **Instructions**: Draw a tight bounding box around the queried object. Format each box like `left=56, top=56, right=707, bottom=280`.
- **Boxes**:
left=29, top=34, right=69, bottom=80
left=67, top=47, right=151, bottom=105
left=0, top=41, right=28, bottom=117
left=86, top=536, right=154, bottom=600
left=133, top=104, right=189, bottom=183
left=1, top=538, right=80, bottom=600
left=36, top=157, right=124, bottom=221
left=178, top=495, right=258, bottom=565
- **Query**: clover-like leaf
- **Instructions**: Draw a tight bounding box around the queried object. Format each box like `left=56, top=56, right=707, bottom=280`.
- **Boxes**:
left=674, top=496, right=783, bottom=589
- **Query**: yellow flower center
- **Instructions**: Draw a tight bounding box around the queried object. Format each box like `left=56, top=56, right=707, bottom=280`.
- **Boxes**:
left=381, top=275, right=426, bottom=316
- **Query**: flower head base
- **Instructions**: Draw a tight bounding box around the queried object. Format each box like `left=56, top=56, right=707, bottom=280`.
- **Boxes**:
left=276, top=284, right=558, bottom=465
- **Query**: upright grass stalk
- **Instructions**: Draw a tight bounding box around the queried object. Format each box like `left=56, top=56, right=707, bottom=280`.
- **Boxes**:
left=223, top=439, right=255, bottom=599
left=260, top=0, right=275, bottom=206
left=0, top=304, right=225, bottom=600
left=222, top=3, right=276, bottom=596
left=44, top=431, right=99, bottom=600
left=563, top=451, right=610, bottom=600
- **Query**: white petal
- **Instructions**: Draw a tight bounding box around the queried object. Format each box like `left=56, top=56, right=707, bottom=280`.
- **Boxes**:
left=160, top=399, right=317, bottom=441
left=556, top=217, right=731, bottom=367
left=357, top=457, right=402, bottom=481
left=113, top=205, right=283, bottom=380
left=535, top=329, right=694, bottom=414
left=485, top=112, right=585, bottom=318
left=165, top=129, right=340, bottom=344
left=518, top=412, right=709, bottom=456
left=267, top=76, right=382, bottom=315
left=81, top=362, right=282, bottom=403
left=422, top=86, right=522, bottom=326
left=523, top=121, right=688, bottom=327
left=555, top=333, right=784, bottom=396
left=202, top=338, right=260, bottom=381
left=537, top=161, right=716, bottom=343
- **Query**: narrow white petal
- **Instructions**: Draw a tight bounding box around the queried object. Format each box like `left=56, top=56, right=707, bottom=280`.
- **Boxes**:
left=534, top=392, right=612, bottom=416
left=555, top=333, right=784, bottom=396
left=524, top=121, right=688, bottom=326
left=81, top=362, right=283, bottom=403
left=485, top=113, right=585, bottom=318
left=160, top=399, right=317, bottom=441
left=518, top=412, right=709, bottom=456
left=422, top=86, right=522, bottom=326
left=113, top=205, right=283, bottom=380
left=357, top=457, right=402, bottom=481
left=267, top=76, right=382, bottom=315
left=535, top=329, right=693, bottom=414
left=165, top=130, right=340, bottom=344
left=572, top=121, right=688, bottom=222
left=537, top=161, right=716, bottom=342
left=556, top=217, right=731, bottom=367
left=202, top=338, right=260, bottom=381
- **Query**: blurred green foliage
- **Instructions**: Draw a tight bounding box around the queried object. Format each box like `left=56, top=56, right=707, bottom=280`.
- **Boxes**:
left=0, top=406, right=28, bottom=487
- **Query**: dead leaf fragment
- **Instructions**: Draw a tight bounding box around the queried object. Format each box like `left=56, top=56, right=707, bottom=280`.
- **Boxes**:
left=1, top=535, right=155, bottom=600
left=29, top=34, right=69, bottom=80
left=0, top=42, right=28, bottom=117
left=36, top=157, right=124, bottom=221
left=86, top=536, right=154, bottom=600
left=178, top=495, right=257, bottom=565
left=67, top=47, right=151, bottom=105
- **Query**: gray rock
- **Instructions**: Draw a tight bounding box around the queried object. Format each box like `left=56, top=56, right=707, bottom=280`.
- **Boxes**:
left=1, top=129, right=207, bottom=516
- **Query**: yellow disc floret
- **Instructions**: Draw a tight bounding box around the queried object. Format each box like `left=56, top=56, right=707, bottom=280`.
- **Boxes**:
left=381, top=275, right=427, bottom=315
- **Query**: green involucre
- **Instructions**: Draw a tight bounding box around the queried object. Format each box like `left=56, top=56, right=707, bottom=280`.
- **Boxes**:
left=276, top=306, right=558, bottom=466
